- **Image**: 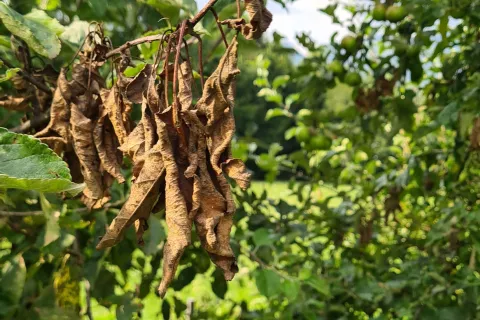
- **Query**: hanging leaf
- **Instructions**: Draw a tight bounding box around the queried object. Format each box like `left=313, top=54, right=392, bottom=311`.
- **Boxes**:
left=0, top=3, right=62, bottom=59
left=0, top=128, right=84, bottom=195
left=243, top=0, right=273, bottom=39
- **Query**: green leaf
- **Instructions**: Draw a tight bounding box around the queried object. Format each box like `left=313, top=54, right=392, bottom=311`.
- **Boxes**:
left=306, top=276, right=331, bottom=297
left=142, top=216, right=165, bottom=255
left=211, top=269, right=228, bottom=299
left=265, top=108, right=290, bottom=120
left=0, top=3, right=61, bottom=59
left=39, top=194, right=60, bottom=246
left=437, top=102, right=459, bottom=125
left=0, top=128, right=84, bottom=195
left=282, top=278, right=300, bottom=301
left=0, top=68, right=20, bottom=83
left=137, top=0, right=196, bottom=23
left=272, top=75, right=290, bottom=89
left=124, top=63, right=147, bottom=77
left=171, top=266, right=196, bottom=291
left=60, top=20, right=90, bottom=47
left=0, top=255, right=26, bottom=316
left=253, top=228, right=275, bottom=247
left=254, top=269, right=282, bottom=297
left=24, top=9, right=64, bottom=35
left=36, top=0, right=61, bottom=11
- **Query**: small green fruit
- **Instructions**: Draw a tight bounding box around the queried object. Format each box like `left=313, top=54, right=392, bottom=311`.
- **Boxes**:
left=295, top=126, right=311, bottom=143
left=328, top=60, right=345, bottom=75
left=344, top=72, right=362, bottom=86
left=341, top=35, right=357, bottom=54
left=386, top=5, right=407, bottom=22
left=307, top=135, right=332, bottom=151
left=372, top=4, right=386, bottom=20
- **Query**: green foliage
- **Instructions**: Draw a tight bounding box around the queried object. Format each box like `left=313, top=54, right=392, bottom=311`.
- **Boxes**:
left=0, top=3, right=62, bottom=58
left=0, top=128, right=83, bottom=195
left=2, top=0, right=480, bottom=319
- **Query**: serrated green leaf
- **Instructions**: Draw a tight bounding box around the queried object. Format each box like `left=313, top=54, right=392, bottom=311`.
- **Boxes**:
left=0, top=3, right=61, bottom=59
left=0, top=128, right=84, bottom=195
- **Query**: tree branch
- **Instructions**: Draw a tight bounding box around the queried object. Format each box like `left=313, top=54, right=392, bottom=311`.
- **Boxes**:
left=105, top=0, right=219, bottom=58
left=11, top=112, right=49, bottom=133
left=0, top=57, right=52, bottom=95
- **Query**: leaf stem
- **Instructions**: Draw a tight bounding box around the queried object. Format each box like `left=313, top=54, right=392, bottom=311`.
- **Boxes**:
left=0, top=57, right=52, bottom=95
left=104, top=0, right=219, bottom=58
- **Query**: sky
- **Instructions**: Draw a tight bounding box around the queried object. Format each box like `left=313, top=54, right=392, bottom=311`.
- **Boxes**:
left=195, top=0, right=350, bottom=56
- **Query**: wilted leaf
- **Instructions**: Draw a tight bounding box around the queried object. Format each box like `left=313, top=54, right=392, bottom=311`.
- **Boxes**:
left=243, top=0, right=273, bottom=39
left=97, top=143, right=165, bottom=249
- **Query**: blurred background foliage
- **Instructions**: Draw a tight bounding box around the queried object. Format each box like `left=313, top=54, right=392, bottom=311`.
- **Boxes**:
left=2, top=0, right=480, bottom=319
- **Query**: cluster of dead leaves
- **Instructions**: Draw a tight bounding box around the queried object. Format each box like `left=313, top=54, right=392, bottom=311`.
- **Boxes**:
left=2, top=0, right=273, bottom=297
left=355, top=71, right=399, bottom=113
left=35, top=41, right=132, bottom=209
left=95, top=36, right=250, bottom=297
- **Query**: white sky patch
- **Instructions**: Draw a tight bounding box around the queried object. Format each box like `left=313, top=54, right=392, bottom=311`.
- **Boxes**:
left=195, top=0, right=351, bottom=56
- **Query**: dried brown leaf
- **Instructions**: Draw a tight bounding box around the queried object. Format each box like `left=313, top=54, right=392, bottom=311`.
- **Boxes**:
left=97, top=143, right=166, bottom=249
left=197, top=37, right=240, bottom=174
left=178, top=61, right=193, bottom=111
left=471, top=118, right=480, bottom=149
left=156, top=112, right=193, bottom=298
left=0, top=96, right=30, bottom=111
left=101, top=87, right=132, bottom=145
left=222, top=158, right=251, bottom=190
left=93, top=104, right=125, bottom=183
left=243, top=0, right=273, bottom=39
left=35, top=70, right=72, bottom=142
left=126, top=64, right=154, bottom=104
left=70, top=96, right=107, bottom=209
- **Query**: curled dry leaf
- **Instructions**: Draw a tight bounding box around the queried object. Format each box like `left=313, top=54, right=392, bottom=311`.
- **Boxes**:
left=156, top=114, right=193, bottom=298
left=35, top=70, right=71, bottom=143
left=96, top=143, right=165, bottom=249
left=0, top=95, right=31, bottom=111
left=101, top=86, right=132, bottom=145
left=243, top=0, right=273, bottom=40
left=71, top=99, right=109, bottom=209
left=197, top=37, right=240, bottom=174
left=93, top=103, right=125, bottom=183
